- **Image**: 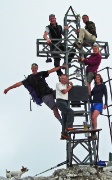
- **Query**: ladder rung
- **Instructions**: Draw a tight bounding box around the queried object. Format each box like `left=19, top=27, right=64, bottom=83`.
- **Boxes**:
left=74, top=111, right=89, bottom=116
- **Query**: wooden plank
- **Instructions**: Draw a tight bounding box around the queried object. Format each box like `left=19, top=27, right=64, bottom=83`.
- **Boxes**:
left=67, top=128, right=102, bottom=134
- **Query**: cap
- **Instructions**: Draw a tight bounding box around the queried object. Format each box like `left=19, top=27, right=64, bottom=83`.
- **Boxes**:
left=31, top=63, right=38, bottom=67
left=49, top=14, right=55, bottom=20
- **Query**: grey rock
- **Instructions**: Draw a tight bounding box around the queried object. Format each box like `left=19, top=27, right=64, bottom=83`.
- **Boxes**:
left=87, top=167, right=97, bottom=175
left=103, top=166, right=112, bottom=172
left=1, top=165, right=112, bottom=180
left=83, top=171, right=90, bottom=176
left=107, top=162, right=112, bottom=167
left=104, top=171, right=112, bottom=176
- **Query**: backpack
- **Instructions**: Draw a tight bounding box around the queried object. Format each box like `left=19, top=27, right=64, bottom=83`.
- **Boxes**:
left=24, top=84, right=43, bottom=106
left=23, top=74, right=43, bottom=109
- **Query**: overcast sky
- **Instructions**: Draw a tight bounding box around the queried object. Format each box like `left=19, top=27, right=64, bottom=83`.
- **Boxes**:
left=0, top=0, right=112, bottom=178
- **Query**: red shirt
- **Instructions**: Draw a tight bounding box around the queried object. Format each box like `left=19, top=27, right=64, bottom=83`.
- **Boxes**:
left=84, top=53, right=102, bottom=73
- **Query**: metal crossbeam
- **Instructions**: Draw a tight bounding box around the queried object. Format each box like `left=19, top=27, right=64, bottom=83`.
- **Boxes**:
left=36, top=6, right=109, bottom=60
left=36, top=39, right=109, bottom=59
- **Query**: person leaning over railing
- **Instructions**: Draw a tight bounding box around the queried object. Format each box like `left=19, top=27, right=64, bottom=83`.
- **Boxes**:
left=43, top=14, right=75, bottom=76
left=80, top=44, right=102, bottom=95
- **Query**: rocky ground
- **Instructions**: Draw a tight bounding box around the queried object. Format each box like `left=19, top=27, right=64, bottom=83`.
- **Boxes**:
left=1, top=165, right=112, bottom=180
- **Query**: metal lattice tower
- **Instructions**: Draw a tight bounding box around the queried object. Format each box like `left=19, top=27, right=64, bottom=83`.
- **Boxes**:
left=36, top=6, right=110, bottom=167
left=64, top=6, right=101, bottom=167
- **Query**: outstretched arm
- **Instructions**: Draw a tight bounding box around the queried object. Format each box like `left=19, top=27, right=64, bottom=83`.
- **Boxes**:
left=4, top=82, right=22, bottom=94
left=48, top=65, right=66, bottom=74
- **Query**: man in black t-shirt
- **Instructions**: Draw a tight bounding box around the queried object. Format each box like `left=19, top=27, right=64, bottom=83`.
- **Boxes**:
left=4, top=63, right=65, bottom=124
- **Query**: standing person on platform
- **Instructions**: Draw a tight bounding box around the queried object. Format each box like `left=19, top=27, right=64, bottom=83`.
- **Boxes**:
left=4, top=63, right=66, bottom=124
left=43, top=14, right=75, bottom=76
left=56, top=74, right=74, bottom=140
left=91, top=74, right=107, bottom=130
left=77, top=14, right=97, bottom=47
left=80, top=45, right=102, bottom=95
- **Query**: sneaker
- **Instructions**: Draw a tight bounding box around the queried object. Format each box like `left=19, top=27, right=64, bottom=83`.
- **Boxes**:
left=77, top=42, right=82, bottom=48
left=75, top=40, right=83, bottom=49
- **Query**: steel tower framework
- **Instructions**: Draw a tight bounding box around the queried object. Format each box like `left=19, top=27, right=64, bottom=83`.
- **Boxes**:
left=36, top=6, right=110, bottom=167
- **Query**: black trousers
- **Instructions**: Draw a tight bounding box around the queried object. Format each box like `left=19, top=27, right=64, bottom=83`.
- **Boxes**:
left=51, top=43, right=75, bottom=76
left=56, top=99, right=74, bottom=135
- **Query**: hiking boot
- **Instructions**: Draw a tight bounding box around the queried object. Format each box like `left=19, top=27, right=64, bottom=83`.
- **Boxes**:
left=66, top=127, right=75, bottom=131
left=60, top=134, right=69, bottom=140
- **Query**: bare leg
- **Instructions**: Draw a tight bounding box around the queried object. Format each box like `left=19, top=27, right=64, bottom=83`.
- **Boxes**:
left=52, top=106, right=61, bottom=120
left=91, top=110, right=100, bottom=129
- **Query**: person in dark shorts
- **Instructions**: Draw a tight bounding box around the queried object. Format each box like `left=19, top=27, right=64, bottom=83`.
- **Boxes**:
left=91, top=74, right=107, bottom=130
left=81, top=44, right=102, bottom=95
left=4, top=63, right=66, bottom=124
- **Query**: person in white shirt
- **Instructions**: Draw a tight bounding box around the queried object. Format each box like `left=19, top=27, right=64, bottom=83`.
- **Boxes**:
left=56, top=74, right=74, bottom=140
